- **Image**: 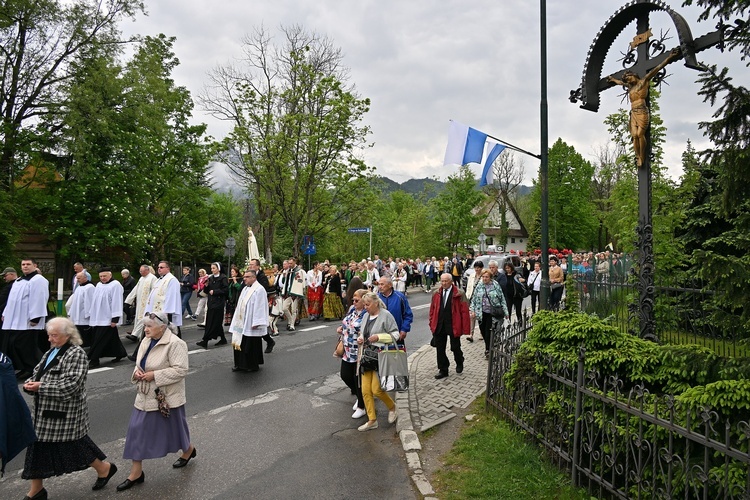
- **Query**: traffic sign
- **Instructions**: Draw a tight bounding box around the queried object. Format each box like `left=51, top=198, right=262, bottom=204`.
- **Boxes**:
left=347, top=227, right=370, bottom=234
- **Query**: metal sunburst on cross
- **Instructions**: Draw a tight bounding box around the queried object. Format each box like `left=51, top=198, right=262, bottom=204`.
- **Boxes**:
left=569, top=0, right=742, bottom=341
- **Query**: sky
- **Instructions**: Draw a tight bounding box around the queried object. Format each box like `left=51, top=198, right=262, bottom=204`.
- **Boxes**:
left=119, top=0, right=745, bottom=185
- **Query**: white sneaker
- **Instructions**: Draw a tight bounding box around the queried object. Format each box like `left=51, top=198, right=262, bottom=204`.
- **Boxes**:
left=352, top=407, right=367, bottom=419
left=388, top=409, right=398, bottom=424
left=352, top=400, right=359, bottom=411
left=358, top=420, right=378, bottom=431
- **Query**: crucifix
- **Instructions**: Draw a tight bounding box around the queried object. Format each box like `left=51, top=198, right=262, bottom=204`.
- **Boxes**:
left=569, top=0, right=740, bottom=341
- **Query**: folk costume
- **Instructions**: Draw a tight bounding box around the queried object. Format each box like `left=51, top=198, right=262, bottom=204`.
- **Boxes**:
left=65, top=280, right=95, bottom=347
left=1, top=270, right=49, bottom=376
left=87, top=279, right=127, bottom=366
left=229, top=280, right=268, bottom=372
left=22, top=343, right=108, bottom=479
left=306, top=268, right=324, bottom=319
left=280, top=265, right=306, bottom=330
left=322, top=272, right=344, bottom=320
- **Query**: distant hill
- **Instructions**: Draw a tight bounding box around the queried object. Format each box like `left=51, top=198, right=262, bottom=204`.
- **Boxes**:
left=374, top=175, right=532, bottom=200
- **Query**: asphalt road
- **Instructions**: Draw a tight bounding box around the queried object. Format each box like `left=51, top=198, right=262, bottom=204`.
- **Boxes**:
left=3, top=289, right=438, bottom=500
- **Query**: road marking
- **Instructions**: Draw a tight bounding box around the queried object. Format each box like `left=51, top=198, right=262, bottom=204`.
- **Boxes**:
left=298, top=325, right=329, bottom=332
left=188, top=349, right=209, bottom=355
left=411, top=304, right=430, bottom=310
left=288, top=340, right=329, bottom=351
left=88, top=367, right=114, bottom=374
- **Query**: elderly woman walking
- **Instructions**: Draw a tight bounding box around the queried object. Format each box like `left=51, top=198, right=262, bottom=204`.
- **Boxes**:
left=117, top=311, right=196, bottom=492
left=356, top=292, right=399, bottom=431
left=21, top=317, right=118, bottom=500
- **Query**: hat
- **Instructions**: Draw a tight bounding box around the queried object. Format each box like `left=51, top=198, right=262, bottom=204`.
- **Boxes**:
left=1, top=267, right=16, bottom=276
left=99, top=266, right=112, bottom=273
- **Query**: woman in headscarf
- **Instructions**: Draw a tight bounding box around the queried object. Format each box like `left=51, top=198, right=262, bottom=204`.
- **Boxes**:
left=117, top=311, right=196, bottom=491
left=196, top=263, right=228, bottom=349
left=21, top=318, right=118, bottom=499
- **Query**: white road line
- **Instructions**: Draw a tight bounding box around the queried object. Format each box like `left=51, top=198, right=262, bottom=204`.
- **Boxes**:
left=298, top=325, right=329, bottom=332
left=188, top=349, right=209, bottom=355
left=288, top=340, right=329, bottom=351
left=88, top=367, right=114, bottom=374
left=411, top=304, right=430, bottom=310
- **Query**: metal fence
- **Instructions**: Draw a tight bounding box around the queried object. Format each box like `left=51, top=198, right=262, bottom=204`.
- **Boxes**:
left=485, top=322, right=750, bottom=499
left=569, top=274, right=748, bottom=358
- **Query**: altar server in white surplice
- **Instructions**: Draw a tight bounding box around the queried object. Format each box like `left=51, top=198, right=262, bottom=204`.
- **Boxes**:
left=145, top=261, right=182, bottom=330
left=124, top=264, right=158, bottom=344
left=65, top=271, right=96, bottom=347
left=87, top=267, right=127, bottom=367
left=230, top=270, right=268, bottom=372
left=1, top=258, right=49, bottom=378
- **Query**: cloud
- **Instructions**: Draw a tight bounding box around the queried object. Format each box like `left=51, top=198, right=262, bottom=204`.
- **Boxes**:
left=121, top=0, right=749, bottom=185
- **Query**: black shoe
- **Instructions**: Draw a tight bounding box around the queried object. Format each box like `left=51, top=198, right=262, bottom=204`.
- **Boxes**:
left=456, top=363, right=464, bottom=374
left=197, top=324, right=205, bottom=328
left=294, top=320, right=300, bottom=326
left=113, top=357, right=124, bottom=363
left=264, top=339, right=275, bottom=354
left=196, top=340, right=208, bottom=349
left=215, top=339, right=228, bottom=346
left=173, top=447, right=197, bottom=468
left=92, top=462, right=117, bottom=490
left=127, top=354, right=136, bottom=362
left=126, top=334, right=138, bottom=343
left=466, top=337, right=474, bottom=343
left=116, top=471, right=145, bottom=491
left=270, top=331, right=280, bottom=337
left=434, top=371, right=449, bottom=380
left=23, top=488, right=47, bottom=500
left=88, top=361, right=100, bottom=369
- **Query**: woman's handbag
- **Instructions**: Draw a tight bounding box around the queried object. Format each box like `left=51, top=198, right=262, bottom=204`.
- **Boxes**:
left=379, top=339, right=409, bottom=392
left=360, top=343, right=380, bottom=372
left=154, top=388, right=170, bottom=418
left=550, top=282, right=564, bottom=291
left=491, top=303, right=505, bottom=319
left=333, top=336, right=344, bottom=358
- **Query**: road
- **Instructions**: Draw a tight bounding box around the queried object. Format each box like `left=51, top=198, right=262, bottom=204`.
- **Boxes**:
left=2, top=289, right=437, bottom=500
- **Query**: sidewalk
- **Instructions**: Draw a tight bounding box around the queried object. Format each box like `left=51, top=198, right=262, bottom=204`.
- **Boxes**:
left=395, top=334, right=488, bottom=498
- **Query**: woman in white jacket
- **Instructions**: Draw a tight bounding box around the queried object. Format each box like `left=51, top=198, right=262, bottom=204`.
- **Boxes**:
left=117, top=312, right=197, bottom=491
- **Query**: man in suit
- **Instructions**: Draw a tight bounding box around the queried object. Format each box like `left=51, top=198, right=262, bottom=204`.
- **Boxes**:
left=428, top=273, right=470, bottom=379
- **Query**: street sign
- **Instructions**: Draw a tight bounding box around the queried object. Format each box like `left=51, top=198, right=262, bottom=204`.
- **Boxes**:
left=347, top=227, right=370, bottom=234
left=225, top=237, right=236, bottom=249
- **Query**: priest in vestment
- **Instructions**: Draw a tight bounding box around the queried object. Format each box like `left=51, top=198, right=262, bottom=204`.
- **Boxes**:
left=124, top=264, right=158, bottom=346
left=87, top=267, right=127, bottom=367
left=144, top=261, right=182, bottom=329
left=65, top=271, right=95, bottom=347
left=230, top=270, right=268, bottom=372
left=1, top=258, right=48, bottom=379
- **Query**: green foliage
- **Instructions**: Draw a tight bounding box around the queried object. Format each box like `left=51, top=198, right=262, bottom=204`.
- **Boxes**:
left=528, top=139, right=598, bottom=251
left=429, top=165, right=484, bottom=252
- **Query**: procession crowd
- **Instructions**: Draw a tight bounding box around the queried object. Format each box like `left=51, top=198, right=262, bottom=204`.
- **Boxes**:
left=0, top=250, right=617, bottom=498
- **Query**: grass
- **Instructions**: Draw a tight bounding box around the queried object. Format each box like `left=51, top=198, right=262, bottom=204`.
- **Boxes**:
left=432, top=399, right=589, bottom=500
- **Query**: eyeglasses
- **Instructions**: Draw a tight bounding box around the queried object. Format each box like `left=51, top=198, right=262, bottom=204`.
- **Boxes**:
left=352, top=298, right=360, bottom=302
left=147, top=313, right=166, bottom=324
left=158, top=266, right=168, bottom=269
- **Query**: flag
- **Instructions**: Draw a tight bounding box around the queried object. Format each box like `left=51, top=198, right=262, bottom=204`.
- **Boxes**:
left=479, top=141, right=506, bottom=187
left=443, top=121, right=506, bottom=186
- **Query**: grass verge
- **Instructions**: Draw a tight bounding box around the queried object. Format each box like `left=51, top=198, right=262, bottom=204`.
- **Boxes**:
left=432, top=399, right=589, bottom=500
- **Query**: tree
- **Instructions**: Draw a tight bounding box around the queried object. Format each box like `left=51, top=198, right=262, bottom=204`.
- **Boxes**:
left=0, top=0, right=144, bottom=192
left=430, top=165, right=484, bottom=252
left=484, top=151, right=526, bottom=248
left=528, top=139, right=597, bottom=251
left=39, top=35, right=219, bottom=266
left=201, top=25, right=373, bottom=261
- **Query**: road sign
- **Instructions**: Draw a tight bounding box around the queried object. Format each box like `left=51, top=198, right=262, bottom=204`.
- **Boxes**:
left=347, top=227, right=370, bottom=234
left=225, top=237, right=236, bottom=249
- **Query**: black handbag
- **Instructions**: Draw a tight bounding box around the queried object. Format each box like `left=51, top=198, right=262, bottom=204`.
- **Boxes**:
left=360, top=343, right=380, bottom=372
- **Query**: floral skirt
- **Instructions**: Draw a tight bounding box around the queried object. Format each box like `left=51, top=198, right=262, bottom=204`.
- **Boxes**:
left=323, top=292, right=345, bottom=320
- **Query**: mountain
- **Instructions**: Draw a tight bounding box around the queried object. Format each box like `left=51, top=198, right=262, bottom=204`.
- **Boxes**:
left=373, top=176, right=445, bottom=199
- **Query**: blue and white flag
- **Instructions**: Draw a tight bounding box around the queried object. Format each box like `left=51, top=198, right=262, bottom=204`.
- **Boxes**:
left=443, top=121, right=506, bottom=186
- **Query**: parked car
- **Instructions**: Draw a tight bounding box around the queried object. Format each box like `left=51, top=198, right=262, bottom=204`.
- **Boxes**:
left=461, top=253, right=522, bottom=289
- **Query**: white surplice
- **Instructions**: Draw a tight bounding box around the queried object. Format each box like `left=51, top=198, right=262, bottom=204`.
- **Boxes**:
left=144, top=272, right=182, bottom=327
left=1, top=273, right=49, bottom=331
left=65, top=282, right=95, bottom=325
left=229, top=282, right=268, bottom=347
left=125, top=273, right=158, bottom=322
left=88, top=280, right=124, bottom=327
